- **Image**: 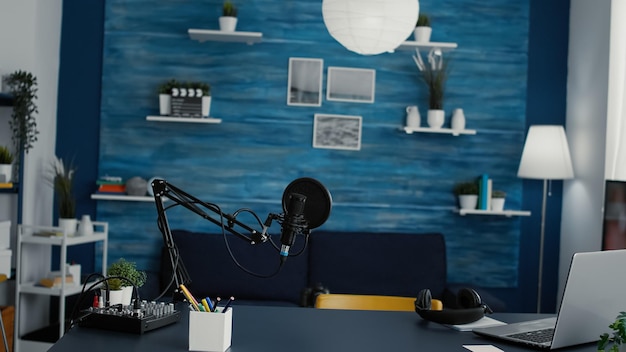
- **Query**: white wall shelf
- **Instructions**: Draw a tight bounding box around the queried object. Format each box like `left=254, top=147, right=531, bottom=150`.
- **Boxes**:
left=458, top=209, right=531, bottom=217
left=91, top=194, right=156, bottom=202
left=396, top=41, right=458, bottom=52
left=403, top=126, right=477, bottom=136
left=188, top=29, right=262, bottom=45
left=146, top=115, right=222, bottom=124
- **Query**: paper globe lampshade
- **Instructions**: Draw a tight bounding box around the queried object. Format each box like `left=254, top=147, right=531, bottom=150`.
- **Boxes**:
left=322, top=0, right=419, bottom=55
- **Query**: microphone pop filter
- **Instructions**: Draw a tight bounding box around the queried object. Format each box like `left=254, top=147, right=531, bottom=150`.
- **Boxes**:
left=282, top=177, right=332, bottom=229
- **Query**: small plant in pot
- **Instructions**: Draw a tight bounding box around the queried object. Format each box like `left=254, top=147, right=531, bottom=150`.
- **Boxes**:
left=0, top=146, right=14, bottom=183
left=6, top=70, right=39, bottom=155
left=491, top=190, right=506, bottom=212
left=47, top=156, right=77, bottom=235
left=220, top=0, right=238, bottom=31
left=414, top=13, right=431, bottom=42
left=157, top=79, right=180, bottom=116
left=453, top=181, right=478, bottom=210
left=107, top=258, right=147, bottom=306
left=598, top=311, right=626, bottom=352
left=190, top=82, right=212, bottom=117
left=417, top=52, right=449, bottom=129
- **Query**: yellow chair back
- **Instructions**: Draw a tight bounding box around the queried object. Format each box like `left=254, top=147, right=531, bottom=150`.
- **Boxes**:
left=314, top=293, right=418, bottom=312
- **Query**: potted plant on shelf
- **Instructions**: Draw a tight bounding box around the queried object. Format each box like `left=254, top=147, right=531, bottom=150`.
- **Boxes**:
left=491, top=190, right=506, bottom=212
left=107, top=258, right=147, bottom=306
left=219, top=0, right=238, bottom=31
left=6, top=70, right=39, bottom=155
left=192, top=81, right=212, bottom=117
left=598, top=312, right=626, bottom=351
left=453, top=180, right=479, bottom=210
left=0, top=146, right=14, bottom=183
left=417, top=50, right=449, bottom=129
left=157, top=78, right=180, bottom=116
left=49, top=156, right=77, bottom=235
left=414, top=13, right=431, bottom=42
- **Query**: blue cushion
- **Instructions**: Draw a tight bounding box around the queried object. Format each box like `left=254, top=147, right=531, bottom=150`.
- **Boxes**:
left=167, top=230, right=309, bottom=305
left=308, top=231, right=447, bottom=298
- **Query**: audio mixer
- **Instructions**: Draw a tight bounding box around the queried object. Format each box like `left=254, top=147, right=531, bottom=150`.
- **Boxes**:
left=78, top=300, right=181, bottom=334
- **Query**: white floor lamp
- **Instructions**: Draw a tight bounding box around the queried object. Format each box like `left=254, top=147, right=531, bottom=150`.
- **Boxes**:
left=517, top=125, right=574, bottom=313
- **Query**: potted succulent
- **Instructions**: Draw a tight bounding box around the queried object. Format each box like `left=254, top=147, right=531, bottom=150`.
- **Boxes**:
left=414, top=13, right=431, bottom=42
left=453, top=181, right=479, bottom=210
left=191, top=81, right=212, bottom=117
left=0, top=146, right=14, bottom=183
left=219, top=0, right=238, bottom=31
left=419, top=53, right=449, bottom=129
left=157, top=78, right=180, bottom=116
left=491, top=190, right=506, bottom=212
left=49, top=156, right=77, bottom=235
left=598, top=312, right=626, bottom=352
left=107, top=258, right=147, bottom=306
left=5, top=70, right=39, bottom=154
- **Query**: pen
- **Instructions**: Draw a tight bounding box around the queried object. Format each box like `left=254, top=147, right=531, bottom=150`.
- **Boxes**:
left=222, top=296, right=235, bottom=313
left=205, top=297, right=215, bottom=312
left=179, top=284, right=200, bottom=311
left=201, top=298, right=211, bottom=313
left=213, top=297, right=221, bottom=312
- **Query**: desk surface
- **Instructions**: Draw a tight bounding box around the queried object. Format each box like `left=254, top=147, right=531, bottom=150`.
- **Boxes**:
left=50, top=305, right=597, bottom=352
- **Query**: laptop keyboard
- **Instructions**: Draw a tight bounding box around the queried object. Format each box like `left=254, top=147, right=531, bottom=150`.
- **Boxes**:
left=507, top=328, right=555, bottom=344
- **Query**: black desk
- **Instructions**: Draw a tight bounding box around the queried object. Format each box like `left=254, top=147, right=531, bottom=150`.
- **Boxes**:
left=49, top=305, right=597, bottom=352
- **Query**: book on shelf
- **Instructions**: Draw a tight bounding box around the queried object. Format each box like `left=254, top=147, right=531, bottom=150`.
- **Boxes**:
left=97, top=184, right=126, bottom=193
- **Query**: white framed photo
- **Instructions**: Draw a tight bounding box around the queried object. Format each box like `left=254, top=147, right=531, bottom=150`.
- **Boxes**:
left=313, top=114, right=362, bottom=151
left=326, top=67, right=376, bottom=103
left=287, top=57, right=324, bottom=106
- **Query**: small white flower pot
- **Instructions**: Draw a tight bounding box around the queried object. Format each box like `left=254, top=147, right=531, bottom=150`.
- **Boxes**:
left=491, top=198, right=505, bottom=212
left=202, top=96, right=212, bottom=117
left=219, top=16, right=238, bottom=31
left=458, top=195, right=478, bottom=210
left=159, top=94, right=171, bottom=116
left=58, top=218, right=77, bottom=236
left=0, top=164, right=12, bottom=183
left=427, top=109, right=445, bottom=129
left=413, top=26, right=432, bottom=42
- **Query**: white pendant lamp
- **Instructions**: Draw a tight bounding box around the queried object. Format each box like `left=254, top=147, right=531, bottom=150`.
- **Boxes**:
left=322, top=0, right=419, bottom=56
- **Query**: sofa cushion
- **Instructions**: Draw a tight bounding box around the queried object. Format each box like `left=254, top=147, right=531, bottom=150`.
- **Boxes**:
left=163, top=230, right=309, bottom=305
left=307, top=231, right=447, bottom=298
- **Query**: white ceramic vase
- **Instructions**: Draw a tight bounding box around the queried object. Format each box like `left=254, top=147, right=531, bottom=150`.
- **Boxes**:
left=58, top=218, right=77, bottom=236
left=219, top=16, right=237, bottom=31
left=78, top=215, right=94, bottom=236
left=202, top=95, right=212, bottom=117
left=451, top=108, right=466, bottom=130
left=413, top=26, right=432, bottom=42
left=427, top=109, right=445, bottom=129
left=159, top=94, right=171, bottom=115
left=491, top=198, right=505, bottom=212
left=405, top=105, right=420, bottom=128
left=458, top=195, right=478, bottom=210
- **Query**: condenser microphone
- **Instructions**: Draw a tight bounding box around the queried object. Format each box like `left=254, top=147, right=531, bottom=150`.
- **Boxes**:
left=280, top=192, right=308, bottom=259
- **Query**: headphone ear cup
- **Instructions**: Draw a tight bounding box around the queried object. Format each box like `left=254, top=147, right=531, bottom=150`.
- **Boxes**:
left=415, top=289, right=432, bottom=310
left=457, top=288, right=482, bottom=309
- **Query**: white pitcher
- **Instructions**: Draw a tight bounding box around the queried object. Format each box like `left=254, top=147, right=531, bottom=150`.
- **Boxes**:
left=405, top=106, right=421, bottom=128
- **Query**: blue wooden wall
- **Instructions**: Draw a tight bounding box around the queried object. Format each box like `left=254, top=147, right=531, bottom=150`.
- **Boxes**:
left=92, top=0, right=529, bottom=289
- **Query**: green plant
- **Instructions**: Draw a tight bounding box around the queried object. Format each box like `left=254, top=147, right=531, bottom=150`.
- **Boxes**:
left=6, top=70, right=39, bottom=154
left=492, top=190, right=506, bottom=198
left=416, top=13, right=430, bottom=27
left=49, top=156, right=76, bottom=218
left=419, top=57, right=449, bottom=110
left=0, top=146, right=13, bottom=164
left=107, top=258, right=147, bottom=289
left=453, top=181, right=479, bottom=196
left=598, top=312, right=626, bottom=351
left=223, top=0, right=237, bottom=17
left=158, top=79, right=210, bottom=96
left=158, top=79, right=180, bottom=94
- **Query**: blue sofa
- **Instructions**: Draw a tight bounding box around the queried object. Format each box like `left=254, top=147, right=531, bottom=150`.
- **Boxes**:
left=150, top=230, right=505, bottom=311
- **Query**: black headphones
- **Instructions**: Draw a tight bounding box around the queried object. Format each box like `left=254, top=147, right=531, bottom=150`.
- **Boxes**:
left=414, top=288, right=492, bottom=325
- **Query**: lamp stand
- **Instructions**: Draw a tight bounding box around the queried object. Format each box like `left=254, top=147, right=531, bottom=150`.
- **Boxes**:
left=537, top=179, right=548, bottom=313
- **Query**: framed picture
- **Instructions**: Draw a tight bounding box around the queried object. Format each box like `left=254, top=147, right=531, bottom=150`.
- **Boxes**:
left=313, top=114, right=362, bottom=151
left=287, top=58, right=323, bottom=106
left=326, top=67, right=376, bottom=103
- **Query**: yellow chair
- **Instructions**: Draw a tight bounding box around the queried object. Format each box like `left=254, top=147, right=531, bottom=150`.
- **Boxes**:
left=314, top=293, right=432, bottom=312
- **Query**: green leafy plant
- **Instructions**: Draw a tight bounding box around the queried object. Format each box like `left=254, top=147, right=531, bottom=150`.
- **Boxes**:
left=453, top=181, right=479, bottom=196
left=107, top=258, right=147, bottom=290
left=492, top=190, right=506, bottom=198
left=223, top=0, right=237, bottom=17
left=49, top=156, right=76, bottom=218
left=6, top=70, right=39, bottom=154
left=598, top=312, right=626, bottom=352
left=417, top=55, right=449, bottom=110
left=416, top=13, right=430, bottom=27
left=158, top=79, right=210, bottom=96
left=158, top=79, right=180, bottom=94
left=0, top=146, right=14, bottom=164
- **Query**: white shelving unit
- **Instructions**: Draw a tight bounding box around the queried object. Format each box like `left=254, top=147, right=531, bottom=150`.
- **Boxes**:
left=91, top=193, right=156, bottom=202
left=14, top=223, right=108, bottom=352
left=146, top=115, right=222, bottom=124
left=403, top=126, right=477, bottom=136
left=396, top=41, right=457, bottom=51
left=188, top=28, right=262, bottom=45
left=458, top=209, right=531, bottom=217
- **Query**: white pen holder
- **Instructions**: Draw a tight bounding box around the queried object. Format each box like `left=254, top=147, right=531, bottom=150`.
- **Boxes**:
left=189, top=308, right=232, bottom=352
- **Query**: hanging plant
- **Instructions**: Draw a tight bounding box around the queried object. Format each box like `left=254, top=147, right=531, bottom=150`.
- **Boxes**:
left=6, top=70, right=39, bottom=154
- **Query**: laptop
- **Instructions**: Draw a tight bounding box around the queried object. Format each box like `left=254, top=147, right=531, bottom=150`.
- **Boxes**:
left=473, top=249, right=626, bottom=349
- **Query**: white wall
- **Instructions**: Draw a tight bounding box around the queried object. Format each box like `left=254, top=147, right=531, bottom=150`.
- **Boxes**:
left=559, top=0, right=626, bottom=302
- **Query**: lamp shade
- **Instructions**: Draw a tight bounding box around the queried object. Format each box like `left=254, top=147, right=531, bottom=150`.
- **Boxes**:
left=517, top=125, right=574, bottom=180
left=322, top=0, right=419, bottom=56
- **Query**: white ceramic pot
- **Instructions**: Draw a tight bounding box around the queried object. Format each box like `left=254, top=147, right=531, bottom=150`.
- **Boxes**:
left=413, top=26, right=432, bottom=42
left=458, top=195, right=478, bottom=210
left=491, top=198, right=505, bottom=212
left=0, top=164, right=12, bottom=183
left=451, top=108, right=466, bottom=130
left=219, top=16, right=238, bottom=31
left=159, top=94, right=171, bottom=115
left=427, top=109, right=445, bottom=129
left=58, top=218, right=77, bottom=236
left=202, top=95, right=212, bottom=117
left=121, top=285, right=134, bottom=306
left=108, top=289, right=124, bottom=306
